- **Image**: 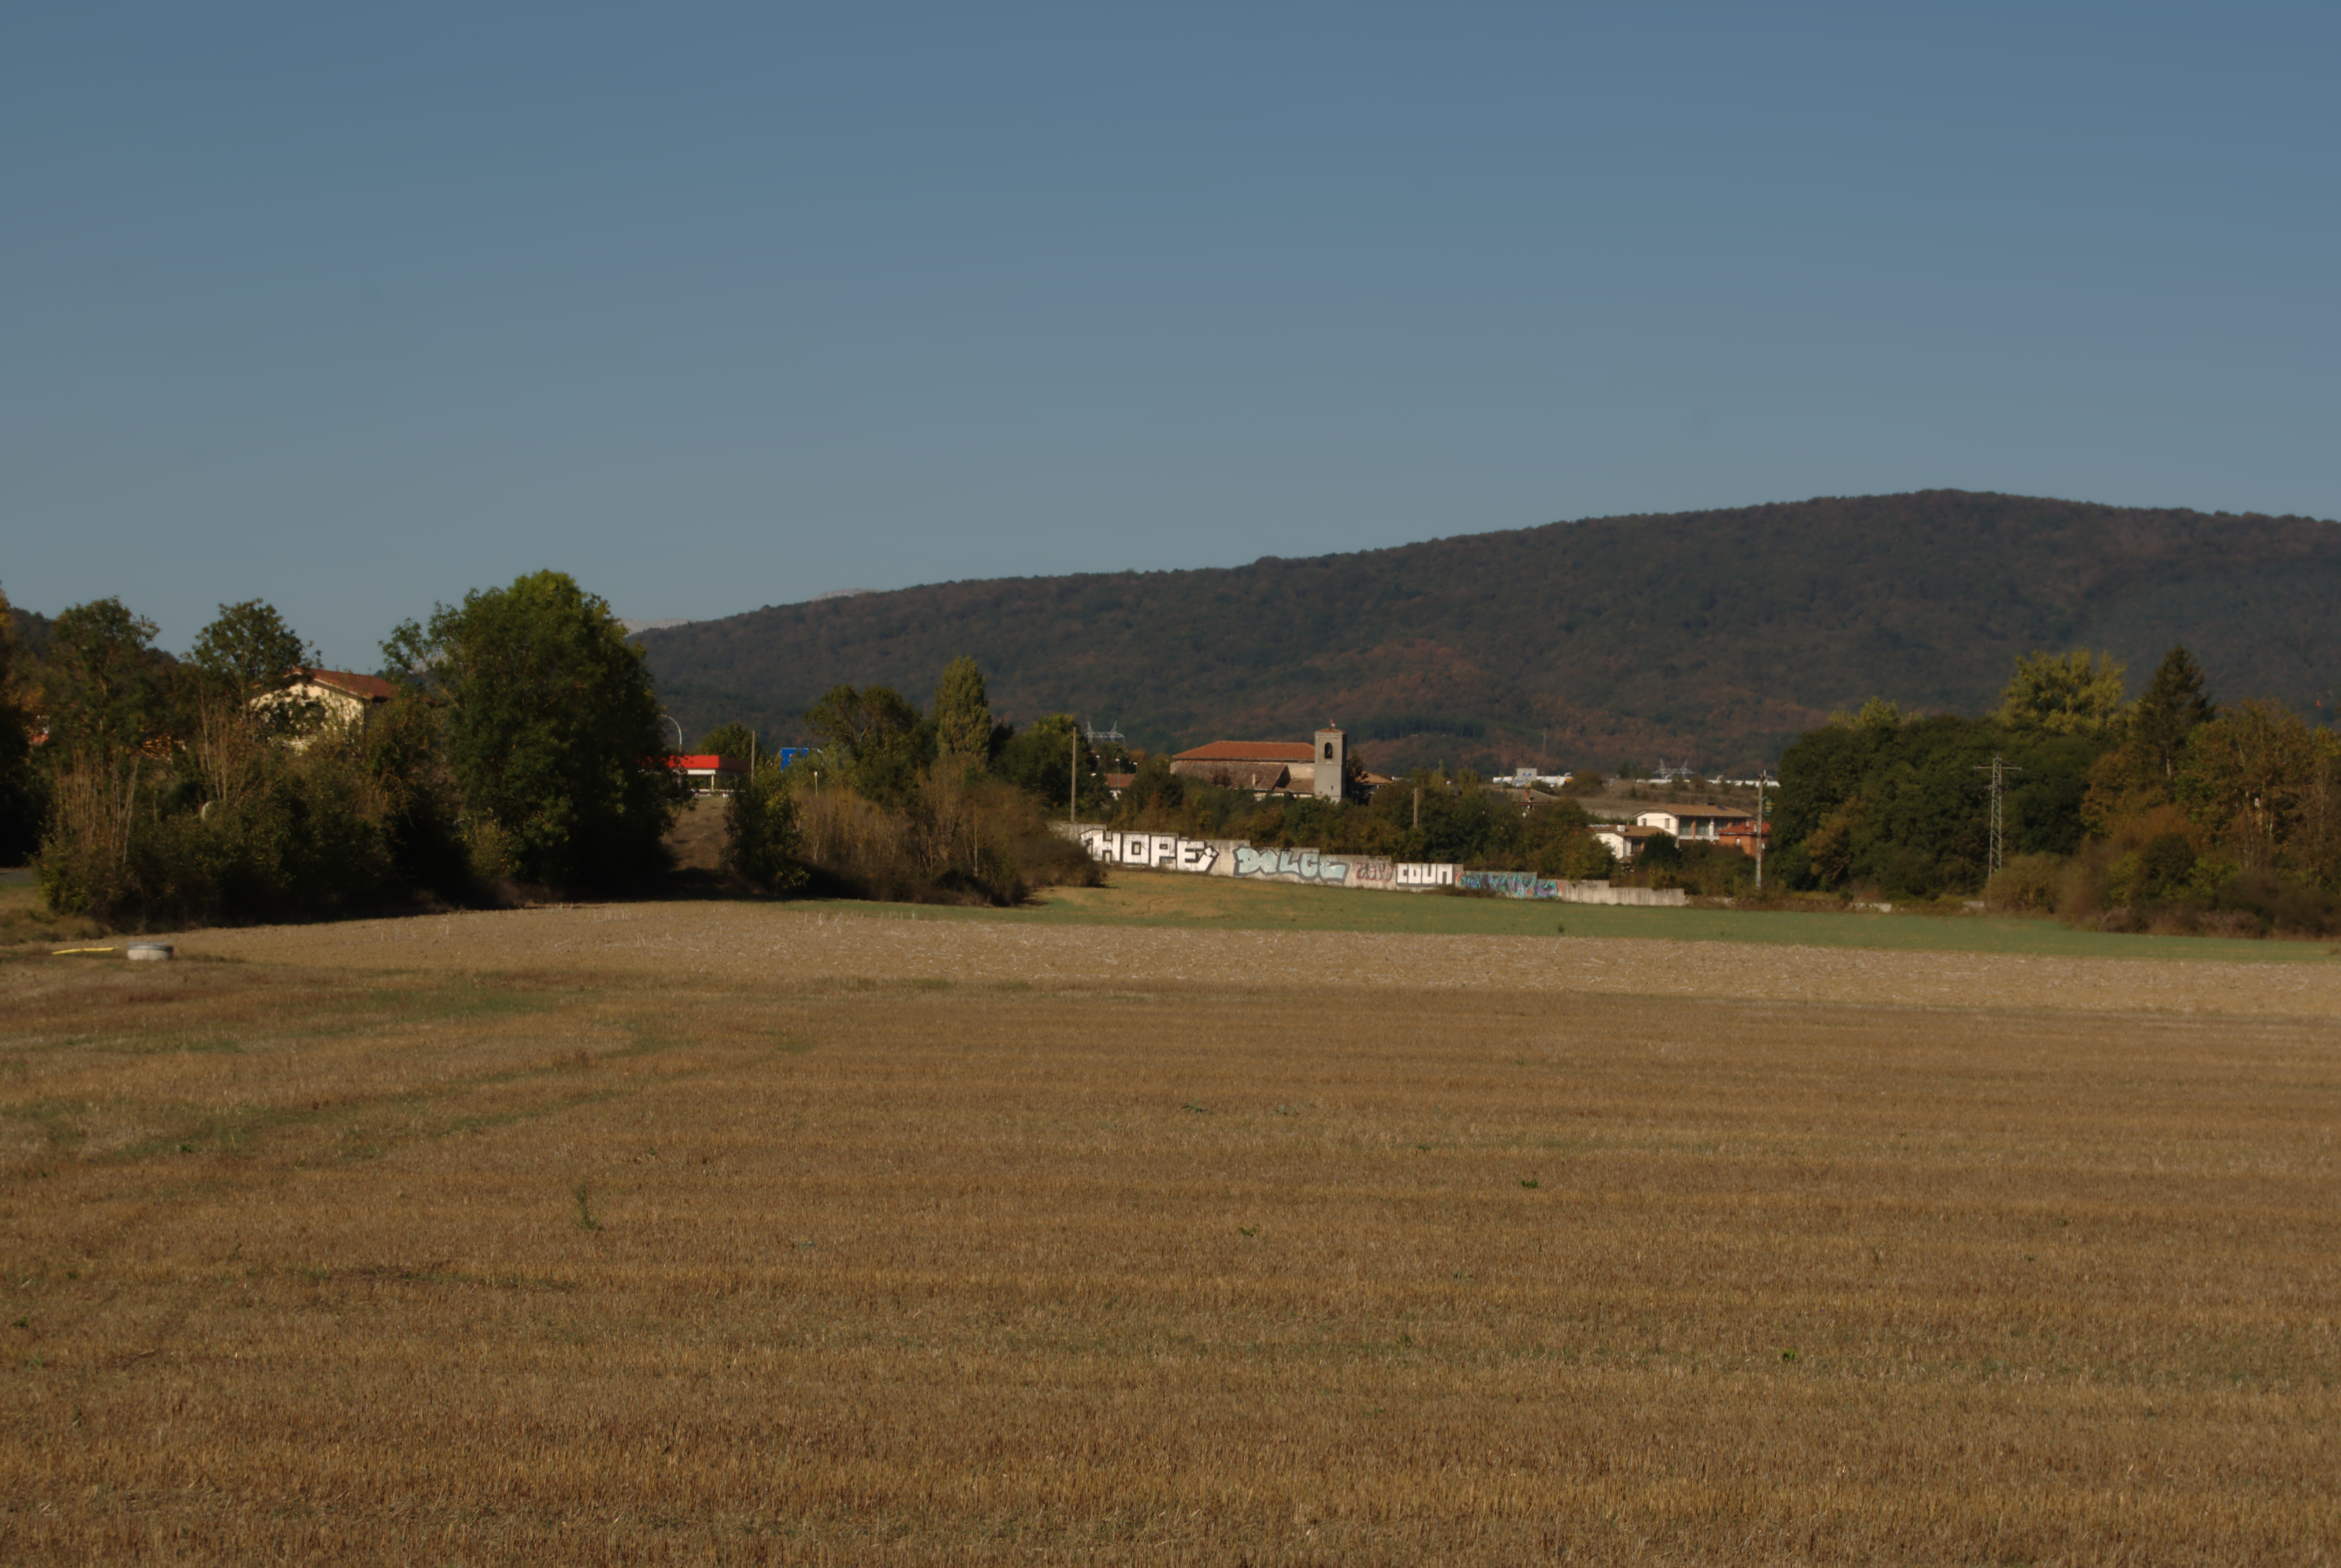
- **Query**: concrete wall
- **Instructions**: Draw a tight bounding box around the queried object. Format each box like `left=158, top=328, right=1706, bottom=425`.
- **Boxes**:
left=1064, top=828, right=1682, bottom=902
left=1458, top=872, right=1687, bottom=906
left=1070, top=828, right=1455, bottom=891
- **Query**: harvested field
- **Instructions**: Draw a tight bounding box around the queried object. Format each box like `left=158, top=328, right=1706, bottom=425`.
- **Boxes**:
left=4, top=899, right=2338, bottom=1562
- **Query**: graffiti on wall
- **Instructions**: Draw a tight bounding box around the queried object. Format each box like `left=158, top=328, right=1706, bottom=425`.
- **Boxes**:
left=1078, top=830, right=1220, bottom=873
left=1071, top=827, right=1465, bottom=893
left=1459, top=870, right=1564, bottom=900
left=1232, top=845, right=1352, bottom=884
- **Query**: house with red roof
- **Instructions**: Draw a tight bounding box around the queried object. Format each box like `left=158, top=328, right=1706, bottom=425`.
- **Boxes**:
left=250, top=668, right=400, bottom=746
left=1170, top=727, right=1352, bottom=801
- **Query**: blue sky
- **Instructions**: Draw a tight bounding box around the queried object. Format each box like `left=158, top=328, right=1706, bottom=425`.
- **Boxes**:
left=5, top=2, right=2336, bottom=666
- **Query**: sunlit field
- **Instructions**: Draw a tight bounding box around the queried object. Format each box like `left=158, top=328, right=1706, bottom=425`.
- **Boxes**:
left=4, top=891, right=2338, bottom=1561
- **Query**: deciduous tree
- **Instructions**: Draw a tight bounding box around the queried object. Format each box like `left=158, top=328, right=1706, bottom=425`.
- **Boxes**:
left=1999, top=650, right=2127, bottom=734
left=43, top=596, right=174, bottom=760
left=384, top=570, right=682, bottom=890
left=190, top=599, right=315, bottom=703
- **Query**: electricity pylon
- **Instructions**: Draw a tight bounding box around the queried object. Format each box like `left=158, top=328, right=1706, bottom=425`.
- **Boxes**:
left=1973, top=755, right=2024, bottom=877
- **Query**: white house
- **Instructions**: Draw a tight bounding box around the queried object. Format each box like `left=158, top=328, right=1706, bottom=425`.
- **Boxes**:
left=1633, top=805, right=1750, bottom=843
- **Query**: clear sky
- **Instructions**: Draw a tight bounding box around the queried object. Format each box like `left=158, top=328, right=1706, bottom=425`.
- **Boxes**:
left=6, top=2, right=2336, bottom=667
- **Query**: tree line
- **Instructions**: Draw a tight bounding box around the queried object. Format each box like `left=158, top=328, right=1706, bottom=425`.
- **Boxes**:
left=1770, top=647, right=2341, bottom=936
left=0, top=572, right=684, bottom=926
left=9, top=560, right=2332, bottom=940
left=0, top=579, right=1118, bottom=926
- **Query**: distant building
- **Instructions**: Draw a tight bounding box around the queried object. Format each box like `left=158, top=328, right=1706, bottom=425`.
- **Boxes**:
left=664, top=753, right=747, bottom=793
left=1592, top=823, right=1670, bottom=864
left=250, top=668, right=398, bottom=747
left=1626, top=805, right=1769, bottom=859
left=1171, top=725, right=1352, bottom=801
left=1633, top=806, right=1751, bottom=843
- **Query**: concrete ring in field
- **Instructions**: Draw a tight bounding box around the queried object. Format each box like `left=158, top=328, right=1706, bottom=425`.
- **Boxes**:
left=126, top=943, right=175, bottom=962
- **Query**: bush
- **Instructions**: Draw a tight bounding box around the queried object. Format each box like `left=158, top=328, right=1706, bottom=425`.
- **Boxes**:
left=1984, top=852, right=2065, bottom=913
left=791, top=773, right=1091, bottom=906
left=724, top=760, right=809, bottom=893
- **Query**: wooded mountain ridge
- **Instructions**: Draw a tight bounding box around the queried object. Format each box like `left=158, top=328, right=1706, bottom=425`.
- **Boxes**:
left=638, top=491, right=2341, bottom=773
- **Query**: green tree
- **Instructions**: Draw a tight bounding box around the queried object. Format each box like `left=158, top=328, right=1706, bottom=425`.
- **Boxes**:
left=43, top=597, right=175, bottom=759
left=933, top=656, right=994, bottom=763
left=1828, top=697, right=1903, bottom=731
left=2000, top=650, right=2127, bottom=734
left=803, top=684, right=930, bottom=804
left=190, top=599, right=315, bottom=703
left=1773, top=712, right=2113, bottom=896
left=191, top=599, right=322, bottom=741
left=384, top=570, right=684, bottom=890
left=2176, top=699, right=2337, bottom=875
left=723, top=757, right=808, bottom=892
left=993, top=713, right=1112, bottom=817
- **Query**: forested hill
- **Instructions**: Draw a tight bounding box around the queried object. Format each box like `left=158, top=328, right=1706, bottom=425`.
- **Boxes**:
left=638, top=491, right=2341, bottom=773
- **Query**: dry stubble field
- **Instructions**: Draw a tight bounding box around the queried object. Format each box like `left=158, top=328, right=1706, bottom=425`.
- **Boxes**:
left=3, top=899, right=2339, bottom=1563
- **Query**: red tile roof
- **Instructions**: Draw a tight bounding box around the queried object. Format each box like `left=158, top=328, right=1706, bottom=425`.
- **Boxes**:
left=1170, top=759, right=1293, bottom=792
left=301, top=668, right=399, bottom=703
left=1172, top=740, right=1314, bottom=764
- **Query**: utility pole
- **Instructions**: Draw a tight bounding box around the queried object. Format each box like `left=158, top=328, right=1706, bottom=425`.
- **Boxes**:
left=1752, top=767, right=1775, bottom=892
left=1070, top=727, right=1079, bottom=827
left=1973, top=755, right=2024, bottom=878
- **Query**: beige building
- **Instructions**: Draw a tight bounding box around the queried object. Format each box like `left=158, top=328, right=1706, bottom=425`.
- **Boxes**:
left=250, top=668, right=398, bottom=744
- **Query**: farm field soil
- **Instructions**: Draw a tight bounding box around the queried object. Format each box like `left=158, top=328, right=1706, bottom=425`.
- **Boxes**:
left=4, top=902, right=2338, bottom=1562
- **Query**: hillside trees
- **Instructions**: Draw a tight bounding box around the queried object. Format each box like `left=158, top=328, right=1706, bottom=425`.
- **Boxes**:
left=385, top=570, right=682, bottom=890
left=634, top=491, right=2341, bottom=774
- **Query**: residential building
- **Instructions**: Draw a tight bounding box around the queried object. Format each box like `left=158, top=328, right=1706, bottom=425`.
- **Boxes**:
left=250, top=668, right=398, bottom=747
left=1634, top=805, right=1752, bottom=843
left=664, top=754, right=747, bottom=793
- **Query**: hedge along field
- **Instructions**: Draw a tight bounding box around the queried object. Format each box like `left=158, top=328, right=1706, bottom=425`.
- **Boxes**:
left=4, top=905, right=2339, bottom=1562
